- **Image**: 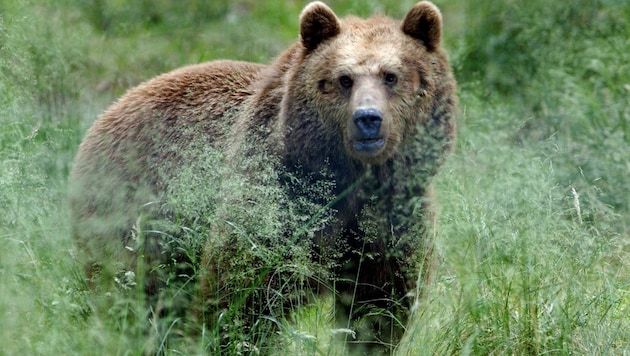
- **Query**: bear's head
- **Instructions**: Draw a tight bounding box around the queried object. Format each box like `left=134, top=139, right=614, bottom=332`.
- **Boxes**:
left=283, top=1, right=447, bottom=166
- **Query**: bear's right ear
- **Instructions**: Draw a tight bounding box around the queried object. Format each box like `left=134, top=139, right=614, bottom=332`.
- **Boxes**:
left=402, top=1, right=443, bottom=51
left=300, top=2, right=341, bottom=52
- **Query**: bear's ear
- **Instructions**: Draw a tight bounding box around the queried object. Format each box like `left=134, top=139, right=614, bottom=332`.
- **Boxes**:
left=300, top=1, right=341, bottom=52
left=401, top=1, right=442, bottom=51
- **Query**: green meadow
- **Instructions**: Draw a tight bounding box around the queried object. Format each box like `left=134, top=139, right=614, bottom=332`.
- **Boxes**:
left=1, top=0, right=629, bottom=354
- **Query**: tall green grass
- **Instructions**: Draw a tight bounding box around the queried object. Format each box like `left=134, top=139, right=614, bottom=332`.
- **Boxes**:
left=1, top=0, right=629, bottom=354
left=398, top=91, right=630, bottom=354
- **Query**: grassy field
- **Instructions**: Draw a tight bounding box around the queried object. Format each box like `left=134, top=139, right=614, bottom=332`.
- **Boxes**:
left=1, top=0, right=629, bottom=354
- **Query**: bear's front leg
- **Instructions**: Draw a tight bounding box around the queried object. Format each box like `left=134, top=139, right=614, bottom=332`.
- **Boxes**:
left=332, top=169, right=438, bottom=353
left=332, top=222, right=434, bottom=353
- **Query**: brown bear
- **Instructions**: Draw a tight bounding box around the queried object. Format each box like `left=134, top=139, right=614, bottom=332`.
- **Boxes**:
left=69, top=0, right=457, bottom=352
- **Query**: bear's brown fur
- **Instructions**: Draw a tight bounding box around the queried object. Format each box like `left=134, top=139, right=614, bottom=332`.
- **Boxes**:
left=70, top=1, right=457, bottom=351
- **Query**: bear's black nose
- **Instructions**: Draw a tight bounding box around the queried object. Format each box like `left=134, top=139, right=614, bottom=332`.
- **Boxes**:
left=353, top=108, right=383, bottom=139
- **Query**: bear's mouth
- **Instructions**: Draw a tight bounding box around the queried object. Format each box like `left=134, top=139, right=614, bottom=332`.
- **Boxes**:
left=354, top=137, right=386, bottom=155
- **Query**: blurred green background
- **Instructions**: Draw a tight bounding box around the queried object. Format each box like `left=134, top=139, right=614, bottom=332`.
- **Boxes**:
left=1, top=0, right=629, bottom=354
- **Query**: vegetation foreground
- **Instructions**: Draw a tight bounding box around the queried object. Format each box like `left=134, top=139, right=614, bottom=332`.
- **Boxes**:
left=1, top=0, right=629, bottom=354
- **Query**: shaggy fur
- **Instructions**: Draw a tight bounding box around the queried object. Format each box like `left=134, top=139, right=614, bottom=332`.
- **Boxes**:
left=69, top=1, right=457, bottom=352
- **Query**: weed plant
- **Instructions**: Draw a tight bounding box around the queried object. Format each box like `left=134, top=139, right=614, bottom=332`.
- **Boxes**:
left=1, top=0, right=629, bottom=355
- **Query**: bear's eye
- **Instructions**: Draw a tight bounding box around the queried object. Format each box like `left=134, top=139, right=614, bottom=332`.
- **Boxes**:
left=338, top=75, right=353, bottom=89
left=384, top=72, right=398, bottom=86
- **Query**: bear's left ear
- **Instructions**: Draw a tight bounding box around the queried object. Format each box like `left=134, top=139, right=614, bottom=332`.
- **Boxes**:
left=300, top=2, right=341, bottom=52
left=401, top=1, right=442, bottom=51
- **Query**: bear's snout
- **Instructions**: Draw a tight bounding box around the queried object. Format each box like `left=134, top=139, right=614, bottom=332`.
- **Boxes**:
left=352, top=107, right=385, bottom=154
